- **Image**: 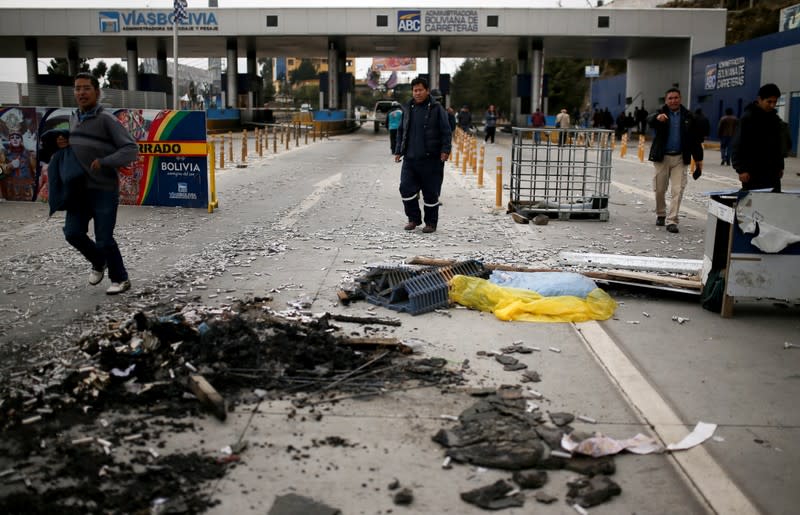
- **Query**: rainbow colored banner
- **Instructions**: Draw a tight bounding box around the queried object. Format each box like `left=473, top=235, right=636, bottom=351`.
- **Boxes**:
left=35, top=108, right=208, bottom=208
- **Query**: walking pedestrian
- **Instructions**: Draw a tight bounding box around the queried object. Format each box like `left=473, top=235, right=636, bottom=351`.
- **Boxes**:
left=647, top=87, right=704, bottom=234
left=394, top=77, right=452, bottom=234
left=555, top=108, right=570, bottom=146
left=387, top=102, right=403, bottom=154
left=484, top=104, right=497, bottom=144
left=732, top=83, right=785, bottom=192
left=717, top=107, right=738, bottom=166
left=65, top=72, right=139, bottom=294
left=456, top=105, right=472, bottom=133
left=446, top=106, right=457, bottom=132
left=531, top=108, right=546, bottom=144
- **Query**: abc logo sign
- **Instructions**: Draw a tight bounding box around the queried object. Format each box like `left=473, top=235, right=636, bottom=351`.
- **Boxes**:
left=398, top=11, right=421, bottom=32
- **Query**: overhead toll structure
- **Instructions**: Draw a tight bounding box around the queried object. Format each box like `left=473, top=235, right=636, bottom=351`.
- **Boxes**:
left=0, top=5, right=726, bottom=118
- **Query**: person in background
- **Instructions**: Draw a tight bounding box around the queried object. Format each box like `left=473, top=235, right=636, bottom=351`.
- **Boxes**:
left=394, top=77, right=451, bottom=234
left=456, top=104, right=472, bottom=133
left=717, top=107, right=738, bottom=166
left=555, top=108, right=571, bottom=146
left=732, top=83, right=784, bottom=192
left=65, top=72, right=139, bottom=295
left=647, top=87, right=704, bottom=234
left=483, top=104, right=497, bottom=144
left=446, top=106, right=457, bottom=132
left=531, top=108, right=546, bottom=144
left=387, top=102, right=403, bottom=154
left=694, top=108, right=710, bottom=142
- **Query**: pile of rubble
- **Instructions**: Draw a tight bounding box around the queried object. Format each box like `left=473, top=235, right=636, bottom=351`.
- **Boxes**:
left=0, top=297, right=463, bottom=512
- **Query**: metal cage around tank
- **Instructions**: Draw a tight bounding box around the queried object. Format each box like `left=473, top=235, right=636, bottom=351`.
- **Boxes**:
left=509, top=127, right=614, bottom=221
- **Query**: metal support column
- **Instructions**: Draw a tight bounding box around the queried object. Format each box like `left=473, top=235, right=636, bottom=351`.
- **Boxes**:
left=531, top=42, right=544, bottom=114
left=428, top=43, right=441, bottom=92
left=226, top=38, right=238, bottom=108
left=24, top=38, right=38, bottom=84
left=126, top=38, right=138, bottom=91
left=327, top=42, right=338, bottom=110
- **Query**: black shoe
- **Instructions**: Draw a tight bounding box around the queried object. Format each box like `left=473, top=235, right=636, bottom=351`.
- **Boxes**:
left=656, top=216, right=665, bottom=226
left=721, top=160, right=725, bottom=166
left=667, top=224, right=679, bottom=233
left=404, top=221, right=419, bottom=231
left=422, top=224, right=437, bottom=233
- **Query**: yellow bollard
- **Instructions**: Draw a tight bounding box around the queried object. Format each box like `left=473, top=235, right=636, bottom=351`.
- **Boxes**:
left=242, top=129, right=248, bottom=160
left=495, top=156, right=503, bottom=209
left=471, top=138, right=477, bottom=175
left=285, top=124, right=290, bottom=150
left=273, top=126, right=277, bottom=153
left=461, top=142, right=469, bottom=175
left=620, top=133, right=628, bottom=158
left=690, top=156, right=696, bottom=174
left=313, top=123, right=317, bottom=142
left=227, top=131, right=233, bottom=164
left=207, top=141, right=218, bottom=213
left=258, top=127, right=263, bottom=157
left=478, top=145, right=485, bottom=188
left=218, top=135, right=225, bottom=169
left=295, top=122, right=300, bottom=147
left=638, top=134, right=645, bottom=162
left=304, top=125, right=308, bottom=145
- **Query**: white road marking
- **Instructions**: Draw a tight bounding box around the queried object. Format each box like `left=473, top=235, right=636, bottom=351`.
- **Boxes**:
left=573, top=321, right=760, bottom=515
left=279, top=173, right=342, bottom=227
left=611, top=180, right=707, bottom=220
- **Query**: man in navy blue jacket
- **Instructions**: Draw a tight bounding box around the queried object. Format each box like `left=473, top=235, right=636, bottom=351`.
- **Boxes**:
left=394, top=77, right=452, bottom=233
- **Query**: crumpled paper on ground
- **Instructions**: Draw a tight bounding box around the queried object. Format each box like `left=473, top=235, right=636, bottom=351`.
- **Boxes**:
left=561, top=432, right=664, bottom=457
left=666, top=421, right=717, bottom=451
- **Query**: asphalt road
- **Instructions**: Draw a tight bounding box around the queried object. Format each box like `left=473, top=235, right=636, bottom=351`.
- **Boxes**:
left=0, top=124, right=798, bottom=514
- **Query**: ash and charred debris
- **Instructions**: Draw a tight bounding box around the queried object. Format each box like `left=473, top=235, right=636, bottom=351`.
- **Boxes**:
left=435, top=386, right=624, bottom=510
left=0, top=297, right=462, bottom=513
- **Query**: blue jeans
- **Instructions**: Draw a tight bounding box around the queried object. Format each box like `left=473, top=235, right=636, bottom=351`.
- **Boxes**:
left=64, top=188, right=128, bottom=283
left=719, top=136, right=732, bottom=164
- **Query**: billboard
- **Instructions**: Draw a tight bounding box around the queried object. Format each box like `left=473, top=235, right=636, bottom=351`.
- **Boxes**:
left=372, top=57, right=416, bottom=71
left=1, top=108, right=208, bottom=208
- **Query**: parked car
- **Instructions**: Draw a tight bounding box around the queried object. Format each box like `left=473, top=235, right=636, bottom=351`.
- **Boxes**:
left=372, top=100, right=395, bottom=133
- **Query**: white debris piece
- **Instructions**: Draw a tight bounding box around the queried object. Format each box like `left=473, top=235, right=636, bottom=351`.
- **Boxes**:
left=577, top=415, right=597, bottom=424
left=548, top=347, right=561, bottom=353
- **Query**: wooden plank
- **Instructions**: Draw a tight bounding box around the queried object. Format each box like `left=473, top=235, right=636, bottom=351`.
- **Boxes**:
left=188, top=375, right=227, bottom=421
left=340, top=337, right=412, bottom=354
left=597, top=270, right=702, bottom=290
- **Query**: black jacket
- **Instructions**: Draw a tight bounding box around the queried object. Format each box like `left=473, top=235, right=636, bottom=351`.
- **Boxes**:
left=395, top=97, right=452, bottom=158
left=647, top=105, right=703, bottom=165
left=731, top=102, right=785, bottom=190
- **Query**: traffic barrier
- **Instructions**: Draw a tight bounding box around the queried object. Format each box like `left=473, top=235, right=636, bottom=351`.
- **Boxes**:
left=478, top=145, right=485, bottom=188
left=638, top=134, right=645, bottom=162
left=207, top=141, right=219, bottom=213
left=218, top=135, right=225, bottom=169
left=495, top=156, right=503, bottom=209
left=227, top=131, right=233, bottom=164
left=620, top=133, right=628, bottom=157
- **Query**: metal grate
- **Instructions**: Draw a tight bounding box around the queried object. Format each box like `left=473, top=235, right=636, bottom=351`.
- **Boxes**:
left=509, top=127, right=613, bottom=221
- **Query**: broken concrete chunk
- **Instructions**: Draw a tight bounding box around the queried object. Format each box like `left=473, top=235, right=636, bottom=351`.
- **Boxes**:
left=564, top=456, right=616, bottom=476
left=460, top=480, right=525, bottom=510
left=393, top=488, right=414, bottom=505
left=521, top=370, right=541, bottom=382
left=512, top=470, right=548, bottom=489
left=447, top=441, right=545, bottom=470
left=549, top=412, right=575, bottom=427
left=566, top=475, right=622, bottom=508
left=532, top=214, right=550, bottom=226
left=534, top=491, right=558, bottom=504
left=494, top=355, right=518, bottom=366
left=267, top=493, right=341, bottom=515
left=503, top=362, right=528, bottom=372
left=535, top=425, right=565, bottom=450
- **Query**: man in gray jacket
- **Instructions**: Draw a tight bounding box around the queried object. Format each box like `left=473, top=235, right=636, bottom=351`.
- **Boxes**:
left=66, top=72, right=139, bottom=294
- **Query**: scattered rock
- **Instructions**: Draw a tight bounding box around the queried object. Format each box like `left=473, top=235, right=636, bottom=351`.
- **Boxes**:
left=460, top=480, right=525, bottom=510
left=513, top=470, right=548, bottom=489
left=521, top=370, right=541, bottom=382
left=534, top=491, right=558, bottom=504
left=268, top=493, right=341, bottom=515
left=566, top=475, right=622, bottom=508
left=532, top=214, right=550, bottom=226
left=393, top=488, right=414, bottom=505
left=549, top=412, right=575, bottom=427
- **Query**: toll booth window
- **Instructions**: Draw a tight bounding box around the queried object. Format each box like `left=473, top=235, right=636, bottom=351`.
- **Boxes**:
left=266, top=15, right=278, bottom=27
left=487, top=15, right=499, bottom=27
left=597, top=16, right=610, bottom=28
left=377, top=15, right=388, bottom=27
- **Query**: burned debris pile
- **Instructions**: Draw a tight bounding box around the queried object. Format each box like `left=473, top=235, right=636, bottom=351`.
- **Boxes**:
left=0, top=297, right=462, bottom=513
